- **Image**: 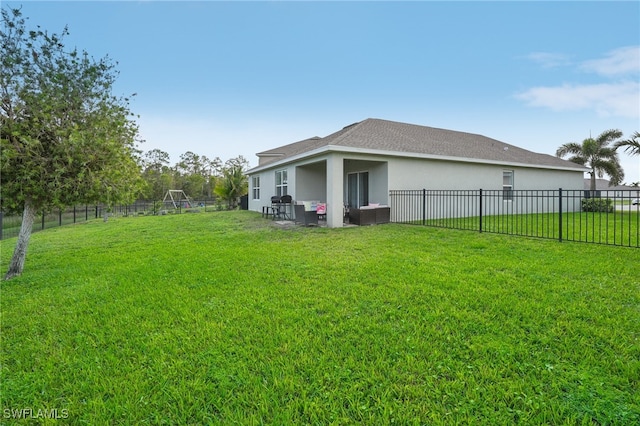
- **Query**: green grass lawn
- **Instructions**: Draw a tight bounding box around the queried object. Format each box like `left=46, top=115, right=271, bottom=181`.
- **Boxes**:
left=1, top=211, right=639, bottom=424
left=423, top=211, right=639, bottom=247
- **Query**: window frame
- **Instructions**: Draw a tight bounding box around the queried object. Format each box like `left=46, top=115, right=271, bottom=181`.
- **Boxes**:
left=252, top=176, right=260, bottom=200
left=275, top=169, right=288, bottom=197
left=503, top=170, right=514, bottom=201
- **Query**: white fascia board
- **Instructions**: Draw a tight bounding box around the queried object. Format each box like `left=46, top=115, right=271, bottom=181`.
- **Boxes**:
left=246, top=145, right=589, bottom=175
left=246, top=146, right=332, bottom=174
left=257, top=153, right=285, bottom=158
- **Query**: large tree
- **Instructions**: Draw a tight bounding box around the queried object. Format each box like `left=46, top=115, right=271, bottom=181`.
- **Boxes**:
left=200, top=155, right=222, bottom=198
left=556, top=129, right=624, bottom=192
left=1, top=8, right=143, bottom=279
left=141, top=149, right=172, bottom=200
left=614, top=131, right=640, bottom=157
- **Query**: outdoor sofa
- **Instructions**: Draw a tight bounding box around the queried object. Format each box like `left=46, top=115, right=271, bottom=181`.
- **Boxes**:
left=349, top=204, right=390, bottom=225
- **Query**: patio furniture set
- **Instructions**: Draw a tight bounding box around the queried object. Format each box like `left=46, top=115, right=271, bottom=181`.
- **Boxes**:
left=263, top=196, right=389, bottom=226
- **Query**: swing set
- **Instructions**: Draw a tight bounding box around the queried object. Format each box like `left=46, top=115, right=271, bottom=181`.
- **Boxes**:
left=162, top=190, right=193, bottom=210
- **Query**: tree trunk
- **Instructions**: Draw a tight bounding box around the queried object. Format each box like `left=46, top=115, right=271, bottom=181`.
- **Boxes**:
left=590, top=171, right=596, bottom=194
left=4, top=201, right=38, bottom=280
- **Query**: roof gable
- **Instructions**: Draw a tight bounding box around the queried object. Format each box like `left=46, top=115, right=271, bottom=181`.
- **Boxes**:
left=256, top=136, right=325, bottom=166
left=253, top=118, right=587, bottom=171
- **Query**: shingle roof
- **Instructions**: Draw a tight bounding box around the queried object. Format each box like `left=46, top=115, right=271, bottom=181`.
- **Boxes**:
left=253, top=118, right=587, bottom=171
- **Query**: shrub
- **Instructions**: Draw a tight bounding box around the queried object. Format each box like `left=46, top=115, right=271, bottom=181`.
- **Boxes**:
left=582, top=198, right=614, bottom=213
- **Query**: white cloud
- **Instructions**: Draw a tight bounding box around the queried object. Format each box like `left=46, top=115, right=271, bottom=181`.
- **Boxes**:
left=516, top=81, right=639, bottom=118
left=580, top=46, right=640, bottom=77
left=517, top=46, right=640, bottom=119
left=525, top=52, right=571, bottom=69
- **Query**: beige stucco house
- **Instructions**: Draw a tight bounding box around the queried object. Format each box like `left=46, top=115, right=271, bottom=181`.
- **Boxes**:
left=246, top=118, right=588, bottom=227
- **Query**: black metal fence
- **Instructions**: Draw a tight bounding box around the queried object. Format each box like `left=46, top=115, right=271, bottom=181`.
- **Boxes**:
left=389, top=189, right=640, bottom=248
left=0, top=198, right=220, bottom=241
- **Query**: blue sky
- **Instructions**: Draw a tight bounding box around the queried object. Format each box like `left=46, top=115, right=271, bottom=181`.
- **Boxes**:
left=8, top=1, right=640, bottom=182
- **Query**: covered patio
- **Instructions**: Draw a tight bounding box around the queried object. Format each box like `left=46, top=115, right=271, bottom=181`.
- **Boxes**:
left=293, top=156, right=389, bottom=227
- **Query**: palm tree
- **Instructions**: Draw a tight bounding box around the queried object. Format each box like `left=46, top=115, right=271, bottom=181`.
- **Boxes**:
left=556, top=129, right=624, bottom=192
left=614, top=131, right=640, bottom=157
left=214, top=163, right=248, bottom=209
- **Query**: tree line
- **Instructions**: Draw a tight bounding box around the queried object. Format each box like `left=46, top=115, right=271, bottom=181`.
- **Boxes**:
left=139, top=149, right=249, bottom=204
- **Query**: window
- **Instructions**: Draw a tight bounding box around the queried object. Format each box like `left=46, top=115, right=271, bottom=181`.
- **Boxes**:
left=503, top=170, right=514, bottom=201
left=252, top=176, right=260, bottom=200
left=347, top=171, right=369, bottom=208
left=275, top=170, right=288, bottom=197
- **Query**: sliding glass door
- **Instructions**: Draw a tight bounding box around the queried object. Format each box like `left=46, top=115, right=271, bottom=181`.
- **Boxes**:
left=347, top=172, right=368, bottom=208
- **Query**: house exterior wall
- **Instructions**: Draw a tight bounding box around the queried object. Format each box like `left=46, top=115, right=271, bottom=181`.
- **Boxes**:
left=248, top=155, right=329, bottom=216
left=249, top=170, right=274, bottom=209
left=295, top=161, right=326, bottom=201
left=247, top=152, right=585, bottom=227
left=387, top=157, right=585, bottom=222
left=387, top=157, right=584, bottom=191
left=248, top=166, right=296, bottom=212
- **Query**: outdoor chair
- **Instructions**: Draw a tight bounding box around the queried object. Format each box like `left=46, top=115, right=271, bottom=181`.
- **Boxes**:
left=316, top=203, right=327, bottom=221
left=294, top=204, right=318, bottom=226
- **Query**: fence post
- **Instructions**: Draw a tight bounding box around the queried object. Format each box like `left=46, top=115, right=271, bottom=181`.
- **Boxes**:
left=558, top=188, right=563, bottom=242
left=479, top=189, right=483, bottom=233
left=42, top=210, right=45, bottom=230
left=59, top=209, right=62, bottom=226
left=0, top=212, right=3, bottom=240
left=422, top=189, right=426, bottom=225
